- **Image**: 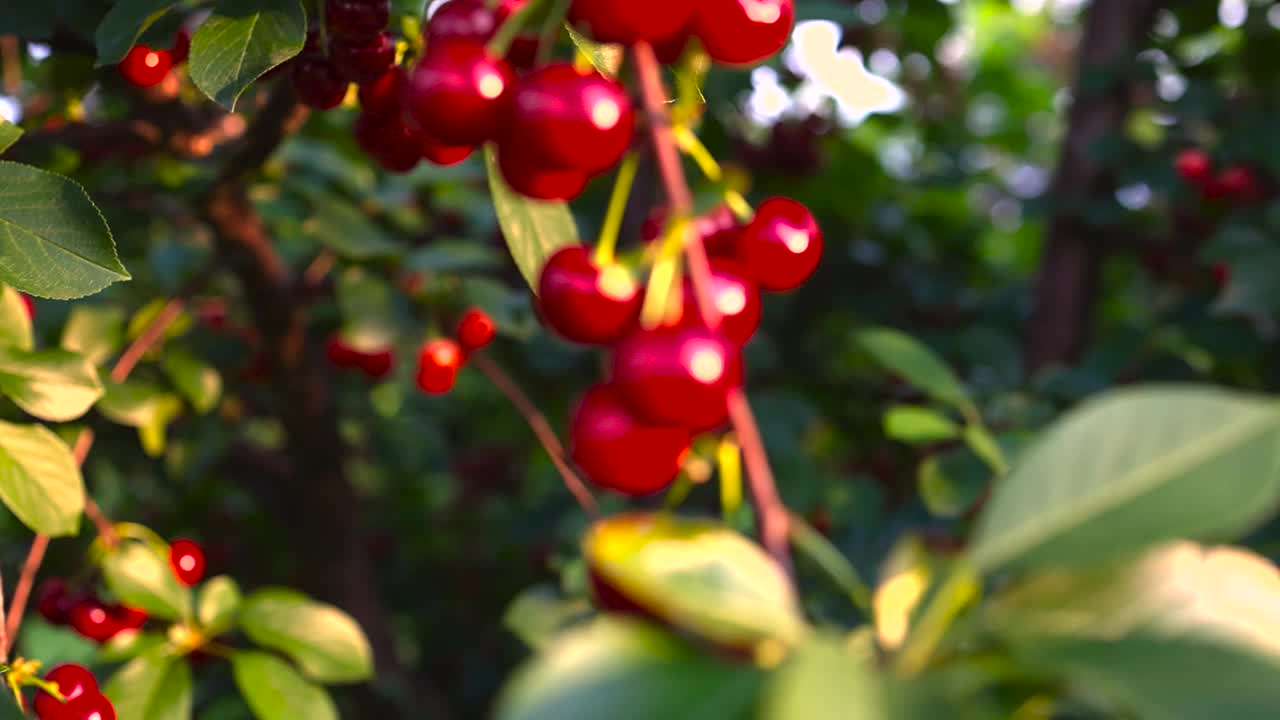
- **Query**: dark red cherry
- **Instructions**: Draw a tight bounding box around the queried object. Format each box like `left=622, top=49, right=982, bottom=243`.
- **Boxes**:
left=111, top=604, right=148, bottom=630
left=170, top=29, right=191, bottom=65
left=652, top=27, right=693, bottom=64
left=405, top=39, right=512, bottom=146
left=497, top=147, right=590, bottom=201
left=569, top=384, right=691, bottom=495
left=358, top=66, right=407, bottom=115
left=735, top=197, right=822, bottom=291
left=358, top=349, right=394, bottom=379
left=677, top=258, right=761, bottom=346
left=354, top=113, right=423, bottom=173
left=456, top=308, right=497, bottom=351
left=37, top=578, right=73, bottom=624
left=69, top=600, right=123, bottom=643
left=326, top=335, right=361, bottom=368
left=537, top=246, right=640, bottom=345
left=44, top=691, right=117, bottom=720
left=419, top=132, right=473, bottom=166
left=33, top=664, right=98, bottom=719
left=1175, top=149, right=1211, bottom=185
left=568, top=0, right=697, bottom=44
left=427, top=0, right=502, bottom=43
left=118, top=45, right=172, bottom=88
left=291, top=58, right=348, bottom=109
left=416, top=339, right=463, bottom=394
left=169, top=538, right=206, bottom=586
left=1214, top=165, right=1260, bottom=201
left=503, top=63, right=634, bottom=173
left=693, top=0, right=795, bottom=66
left=325, top=0, right=391, bottom=39
left=330, top=32, right=396, bottom=84
left=611, top=322, right=743, bottom=431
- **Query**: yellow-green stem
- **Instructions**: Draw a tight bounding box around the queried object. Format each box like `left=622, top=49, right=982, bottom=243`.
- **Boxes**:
left=674, top=125, right=723, bottom=182
left=594, top=153, right=639, bottom=266
left=718, top=434, right=743, bottom=519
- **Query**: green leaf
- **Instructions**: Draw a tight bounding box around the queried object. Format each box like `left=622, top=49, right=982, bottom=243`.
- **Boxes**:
left=963, top=423, right=1009, bottom=474
left=97, top=381, right=184, bottom=457
left=240, top=588, right=373, bottom=683
left=405, top=241, right=503, bottom=274
left=188, top=0, right=307, bottom=110
left=197, top=575, right=242, bottom=635
left=335, top=268, right=397, bottom=352
left=0, top=161, right=130, bottom=299
left=94, top=0, right=180, bottom=66
left=918, top=445, right=989, bottom=518
left=564, top=25, right=622, bottom=78
left=972, top=385, right=1280, bottom=573
left=495, top=618, right=762, bottom=720
left=0, top=420, right=83, bottom=536
left=104, top=649, right=190, bottom=720
left=0, top=347, right=103, bottom=421
left=502, top=585, right=592, bottom=651
left=788, top=515, right=872, bottom=612
left=585, top=513, right=807, bottom=651
left=855, top=328, right=974, bottom=415
left=987, top=542, right=1280, bottom=720
left=99, top=630, right=169, bottom=663
left=232, top=651, right=338, bottom=720
left=101, top=542, right=192, bottom=621
left=162, top=347, right=222, bottom=413
left=0, top=119, right=22, bottom=154
left=883, top=405, right=960, bottom=444
left=297, top=189, right=401, bottom=260
left=484, top=145, right=579, bottom=292
left=61, top=305, right=125, bottom=365
left=16, top=618, right=97, bottom=669
left=0, top=285, right=33, bottom=350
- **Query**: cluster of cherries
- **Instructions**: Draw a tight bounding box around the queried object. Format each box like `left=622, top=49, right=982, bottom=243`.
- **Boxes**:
left=117, top=30, right=190, bottom=89
left=548, top=197, right=822, bottom=496
left=1175, top=148, right=1262, bottom=203
left=326, top=308, right=496, bottom=394
left=326, top=335, right=395, bottom=380
left=24, top=663, right=114, bottom=720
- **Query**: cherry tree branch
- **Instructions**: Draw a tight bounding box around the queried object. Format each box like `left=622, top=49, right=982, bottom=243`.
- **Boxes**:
left=631, top=43, right=792, bottom=574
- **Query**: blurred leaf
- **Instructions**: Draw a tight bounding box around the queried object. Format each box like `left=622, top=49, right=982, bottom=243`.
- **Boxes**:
left=0, top=162, right=130, bottom=299
left=102, top=541, right=192, bottom=621
left=125, top=299, right=191, bottom=341
left=503, top=585, right=592, bottom=651
left=963, top=423, right=1008, bottom=474
left=16, top=617, right=97, bottom=669
left=335, top=269, right=396, bottom=352
left=855, top=328, right=974, bottom=415
left=94, top=0, right=180, bottom=66
left=789, top=515, right=872, bottom=611
left=297, top=188, right=401, bottom=260
left=103, top=649, right=184, bottom=720
left=0, top=119, right=21, bottom=153
left=240, top=588, right=373, bottom=683
left=162, top=347, right=222, bottom=414
left=883, top=405, right=960, bottom=444
left=198, top=576, right=243, bottom=635
left=918, top=445, right=988, bottom=518
left=405, top=241, right=503, bottom=274
left=972, top=385, right=1280, bottom=573
left=232, top=651, right=338, bottom=720
left=585, top=513, right=806, bottom=651
left=0, top=420, right=83, bottom=536
left=61, top=305, right=125, bottom=364
left=565, top=25, right=622, bottom=78
left=495, top=618, right=762, bottom=720
left=100, top=630, right=169, bottom=663
left=0, top=285, right=32, bottom=350
left=0, top=347, right=102, bottom=421
left=97, top=381, right=183, bottom=456
left=484, top=145, right=578, bottom=292
left=188, top=0, right=307, bottom=109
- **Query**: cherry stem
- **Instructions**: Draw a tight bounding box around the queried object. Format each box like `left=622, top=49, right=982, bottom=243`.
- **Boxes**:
left=0, top=570, right=8, bottom=663
left=673, top=125, right=755, bottom=221
left=471, top=353, right=599, bottom=517
left=594, top=152, right=639, bottom=266
left=632, top=42, right=793, bottom=576
left=4, top=534, right=47, bottom=658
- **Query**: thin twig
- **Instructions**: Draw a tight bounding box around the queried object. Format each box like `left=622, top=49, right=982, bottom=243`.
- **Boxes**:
left=0, top=570, right=8, bottom=663
left=110, top=298, right=187, bottom=383
left=4, top=534, right=47, bottom=656
left=632, top=42, right=792, bottom=575
left=471, top=353, right=598, bottom=517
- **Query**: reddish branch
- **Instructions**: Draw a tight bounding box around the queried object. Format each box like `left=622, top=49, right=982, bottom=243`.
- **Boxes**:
left=632, top=43, right=793, bottom=575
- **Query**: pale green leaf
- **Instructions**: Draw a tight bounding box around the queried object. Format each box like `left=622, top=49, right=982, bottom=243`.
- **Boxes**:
left=883, top=405, right=959, bottom=444
left=240, top=588, right=373, bottom=683
left=0, top=420, right=83, bottom=536
left=162, top=347, right=222, bottom=413
left=0, top=285, right=33, bottom=350
left=855, top=328, right=973, bottom=415
left=197, top=576, right=242, bottom=635
left=61, top=305, right=125, bottom=364
left=484, top=145, right=579, bottom=292
left=102, top=542, right=191, bottom=621
left=0, top=347, right=102, bottom=421
left=0, top=119, right=22, bottom=154
left=232, top=652, right=338, bottom=720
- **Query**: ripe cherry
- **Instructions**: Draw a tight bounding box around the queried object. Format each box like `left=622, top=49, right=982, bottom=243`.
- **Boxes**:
left=112, top=605, right=148, bottom=630
left=171, top=29, right=191, bottom=65
left=357, top=349, right=395, bottom=379
left=69, top=600, right=123, bottom=643
left=118, top=45, right=172, bottom=88
left=568, top=0, right=697, bottom=44
left=652, top=28, right=693, bottom=64
left=612, top=321, right=743, bottom=431
left=643, top=205, right=741, bottom=257
left=503, top=64, right=634, bottom=173
left=497, top=147, right=590, bottom=201
left=326, top=0, right=391, bottom=39
left=419, top=132, right=474, bottom=166
left=537, top=246, right=640, bottom=345
left=358, top=66, right=407, bottom=115
left=1214, top=165, right=1260, bottom=201
left=735, top=197, right=823, bottom=291
left=570, top=384, right=692, bottom=495
left=416, top=339, right=463, bottom=394
left=677, top=259, right=762, bottom=346
left=37, top=578, right=74, bottom=624
left=693, top=0, right=795, bottom=66
left=457, top=308, right=497, bottom=351
left=34, top=664, right=98, bottom=719
left=169, top=538, right=206, bottom=586
left=326, top=335, right=361, bottom=368
left=405, top=39, right=513, bottom=147
left=291, top=58, right=349, bottom=109
left=427, top=0, right=503, bottom=43
left=45, top=691, right=117, bottom=720
left=1175, top=149, right=1211, bottom=185
left=354, top=113, right=423, bottom=173
left=330, top=32, right=396, bottom=84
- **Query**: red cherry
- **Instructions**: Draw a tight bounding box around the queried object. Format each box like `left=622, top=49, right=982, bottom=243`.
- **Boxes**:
left=1175, top=149, right=1211, bottom=184
left=358, top=66, right=407, bottom=116
left=569, top=384, right=691, bottom=495
left=405, top=39, right=513, bottom=147
left=612, top=322, right=742, bottom=431
left=69, top=600, right=123, bottom=643
left=497, top=147, right=590, bottom=201
left=427, top=0, right=503, bottom=43
left=358, top=349, right=395, bottom=379
left=1215, top=165, right=1260, bottom=201
left=325, top=0, right=391, bottom=39
left=652, top=28, right=693, bottom=64
left=419, top=132, right=474, bottom=166
left=169, top=538, right=206, bottom=586
left=37, top=578, right=73, bottom=625
left=34, top=664, right=98, bottom=719
left=330, top=32, right=396, bottom=84
left=19, top=293, right=34, bottom=319
left=44, top=691, right=117, bottom=720
left=111, top=604, right=148, bottom=630
left=326, top=335, right=361, bottom=368
left=291, top=58, right=349, bottom=109
left=502, top=63, right=635, bottom=173
left=118, top=45, right=172, bottom=88
left=693, top=0, right=794, bottom=66
left=537, top=246, right=641, bottom=345
left=456, top=308, right=497, bottom=351
left=568, top=0, right=697, bottom=44
left=735, top=197, right=823, bottom=291
left=416, top=339, right=463, bottom=394
left=354, top=113, right=422, bottom=173
left=677, top=259, right=761, bottom=346
left=643, top=205, right=741, bottom=257
left=170, top=29, right=191, bottom=65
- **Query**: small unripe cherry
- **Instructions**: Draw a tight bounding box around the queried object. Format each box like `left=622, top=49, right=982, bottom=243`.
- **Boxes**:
left=569, top=384, right=691, bottom=495
left=33, top=664, right=99, bottom=719
left=119, top=45, right=172, bottom=88
left=416, top=339, right=463, bottom=394
left=735, top=197, right=823, bottom=292
left=456, top=308, right=497, bottom=351
left=611, top=322, right=743, bottom=431
left=405, top=38, right=513, bottom=147
left=693, top=0, right=795, bottom=66
left=169, top=538, right=206, bottom=586
left=537, top=246, right=641, bottom=345
left=291, top=58, right=349, bottom=109
left=1175, top=148, right=1211, bottom=184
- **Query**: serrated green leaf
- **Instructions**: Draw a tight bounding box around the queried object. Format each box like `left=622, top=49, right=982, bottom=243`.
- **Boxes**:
left=0, top=119, right=22, bottom=154
left=484, top=145, right=578, bottom=292
left=0, top=347, right=102, bottom=421
left=240, top=588, right=373, bottom=683
left=0, top=420, right=83, bottom=536
left=0, top=161, right=129, bottom=299
left=883, top=405, right=959, bottom=444
left=61, top=305, right=126, bottom=365
left=232, top=651, right=338, bottom=720
left=162, top=347, right=222, bottom=413
left=197, top=576, right=242, bottom=635
left=0, top=285, right=33, bottom=350
left=855, top=328, right=973, bottom=416
left=94, top=0, right=180, bottom=66
left=103, top=649, right=188, bottom=720
left=102, top=542, right=191, bottom=621
left=188, top=0, right=307, bottom=110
